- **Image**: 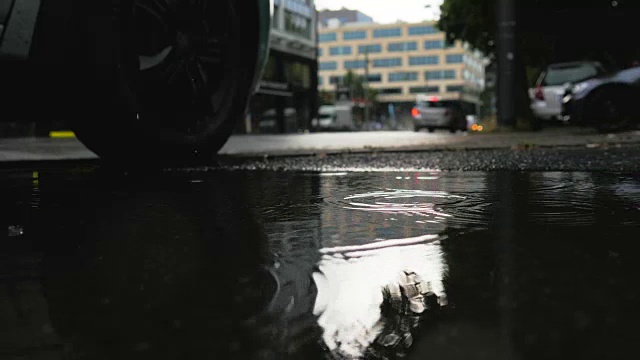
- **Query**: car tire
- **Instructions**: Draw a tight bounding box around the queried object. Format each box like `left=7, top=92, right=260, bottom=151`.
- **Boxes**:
left=589, top=87, right=635, bottom=133
left=427, top=127, right=435, bottom=133
left=449, top=127, right=457, bottom=134
left=69, top=0, right=263, bottom=166
left=414, top=126, right=421, bottom=132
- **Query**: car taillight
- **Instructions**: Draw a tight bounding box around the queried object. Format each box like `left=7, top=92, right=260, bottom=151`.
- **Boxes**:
left=535, top=85, right=545, bottom=101
left=411, top=107, right=420, bottom=118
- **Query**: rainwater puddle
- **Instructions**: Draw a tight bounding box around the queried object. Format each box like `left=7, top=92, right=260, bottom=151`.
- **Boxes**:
left=0, top=168, right=639, bottom=359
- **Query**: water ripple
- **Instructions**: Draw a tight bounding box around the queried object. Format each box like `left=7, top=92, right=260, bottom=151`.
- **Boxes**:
left=328, top=188, right=489, bottom=230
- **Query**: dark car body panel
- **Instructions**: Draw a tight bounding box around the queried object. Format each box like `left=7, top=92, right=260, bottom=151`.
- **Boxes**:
left=563, top=66, right=640, bottom=124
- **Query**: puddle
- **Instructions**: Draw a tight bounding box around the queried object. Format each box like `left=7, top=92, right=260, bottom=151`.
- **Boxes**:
left=0, top=168, right=639, bottom=359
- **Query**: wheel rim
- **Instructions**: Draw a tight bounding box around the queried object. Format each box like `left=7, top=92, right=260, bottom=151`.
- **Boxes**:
left=127, top=0, right=239, bottom=138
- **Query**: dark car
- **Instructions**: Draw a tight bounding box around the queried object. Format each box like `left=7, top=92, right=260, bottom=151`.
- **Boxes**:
left=0, top=0, right=272, bottom=164
left=563, top=65, right=640, bottom=132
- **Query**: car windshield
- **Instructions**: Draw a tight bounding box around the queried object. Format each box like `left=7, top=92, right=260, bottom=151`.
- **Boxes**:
left=542, top=64, right=599, bottom=86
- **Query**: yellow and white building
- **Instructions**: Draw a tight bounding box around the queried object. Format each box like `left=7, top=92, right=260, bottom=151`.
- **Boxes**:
left=317, top=21, right=485, bottom=106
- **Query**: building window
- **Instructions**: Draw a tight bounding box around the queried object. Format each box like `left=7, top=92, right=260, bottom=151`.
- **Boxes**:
left=285, top=11, right=312, bottom=39
left=373, top=58, right=402, bottom=68
left=344, top=60, right=367, bottom=69
left=409, top=56, right=439, bottom=66
left=358, top=44, right=382, bottom=54
left=425, top=71, right=443, bottom=80
left=446, top=54, right=464, bottom=63
left=319, top=33, right=337, bottom=43
left=387, top=41, right=418, bottom=52
left=410, top=86, right=440, bottom=94
left=284, top=61, right=311, bottom=88
left=408, top=25, right=437, bottom=35
left=343, top=30, right=367, bottom=40
left=329, top=76, right=344, bottom=84
left=444, top=70, right=456, bottom=79
left=319, top=61, right=338, bottom=71
left=318, top=76, right=323, bottom=86
left=388, top=72, right=419, bottom=82
left=329, top=46, right=352, bottom=56
left=379, top=88, right=403, bottom=95
left=447, top=85, right=464, bottom=92
left=425, top=70, right=457, bottom=80
left=373, top=28, right=402, bottom=38
left=318, top=48, right=323, bottom=57
left=424, top=40, right=444, bottom=49
left=367, top=74, right=382, bottom=83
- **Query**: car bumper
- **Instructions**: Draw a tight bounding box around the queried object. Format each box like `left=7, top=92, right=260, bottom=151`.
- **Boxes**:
left=413, top=117, right=452, bottom=128
left=530, top=102, right=564, bottom=121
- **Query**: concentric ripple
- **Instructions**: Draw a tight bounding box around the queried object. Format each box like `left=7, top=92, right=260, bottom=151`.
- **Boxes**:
left=327, top=188, right=490, bottom=230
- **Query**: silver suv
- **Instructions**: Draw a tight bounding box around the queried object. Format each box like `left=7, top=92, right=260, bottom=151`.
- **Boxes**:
left=412, top=98, right=467, bottom=133
left=530, top=61, right=606, bottom=123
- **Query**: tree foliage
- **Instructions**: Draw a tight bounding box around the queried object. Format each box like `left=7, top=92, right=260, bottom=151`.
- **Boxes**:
left=343, top=70, right=379, bottom=103
left=439, top=0, right=640, bottom=70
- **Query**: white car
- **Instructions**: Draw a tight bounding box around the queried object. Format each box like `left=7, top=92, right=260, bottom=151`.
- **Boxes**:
left=529, top=61, right=606, bottom=123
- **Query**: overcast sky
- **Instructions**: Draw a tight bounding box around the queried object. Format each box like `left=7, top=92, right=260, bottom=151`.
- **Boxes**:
left=314, top=0, right=443, bottom=24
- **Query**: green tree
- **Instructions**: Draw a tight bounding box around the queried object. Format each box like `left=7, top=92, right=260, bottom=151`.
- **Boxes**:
left=438, top=1, right=640, bottom=128
left=342, top=70, right=378, bottom=103
left=439, top=0, right=538, bottom=128
left=318, top=90, right=335, bottom=106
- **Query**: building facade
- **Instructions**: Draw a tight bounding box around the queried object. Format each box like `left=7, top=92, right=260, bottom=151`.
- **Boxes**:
left=244, top=0, right=318, bottom=134
left=317, top=21, right=485, bottom=117
left=318, top=8, right=374, bottom=27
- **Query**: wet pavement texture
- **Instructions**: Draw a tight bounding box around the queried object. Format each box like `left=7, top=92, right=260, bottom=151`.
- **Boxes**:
left=2, top=128, right=640, bottom=162
left=1, top=166, right=640, bottom=359
left=216, top=143, right=640, bottom=172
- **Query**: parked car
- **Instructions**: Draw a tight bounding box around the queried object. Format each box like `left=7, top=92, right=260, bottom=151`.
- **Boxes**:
left=529, top=62, right=606, bottom=126
left=0, top=0, right=272, bottom=165
left=412, top=97, right=467, bottom=133
left=563, top=65, right=640, bottom=132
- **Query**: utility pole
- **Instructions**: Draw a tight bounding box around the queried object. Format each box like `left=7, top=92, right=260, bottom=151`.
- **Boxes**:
left=496, top=0, right=517, bottom=127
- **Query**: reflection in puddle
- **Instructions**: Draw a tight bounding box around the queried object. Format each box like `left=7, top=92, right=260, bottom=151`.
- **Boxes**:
left=4, top=169, right=640, bottom=359
left=311, top=184, right=453, bottom=358
left=313, top=239, right=446, bottom=358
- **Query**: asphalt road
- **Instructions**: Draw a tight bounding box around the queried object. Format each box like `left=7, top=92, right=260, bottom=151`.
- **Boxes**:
left=2, top=127, right=640, bottom=163
left=211, top=143, right=640, bottom=172
left=220, top=127, right=640, bottom=156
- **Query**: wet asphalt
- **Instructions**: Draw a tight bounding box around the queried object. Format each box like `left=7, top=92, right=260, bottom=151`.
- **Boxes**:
left=1, top=166, right=640, bottom=359
left=213, top=143, right=640, bottom=173
left=2, top=138, right=640, bottom=359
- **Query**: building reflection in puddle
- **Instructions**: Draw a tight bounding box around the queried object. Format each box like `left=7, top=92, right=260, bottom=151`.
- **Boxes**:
left=312, top=237, right=446, bottom=358
left=1, top=169, right=492, bottom=359
left=300, top=171, right=469, bottom=358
